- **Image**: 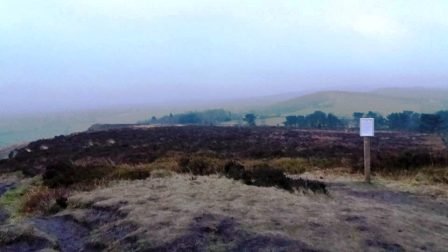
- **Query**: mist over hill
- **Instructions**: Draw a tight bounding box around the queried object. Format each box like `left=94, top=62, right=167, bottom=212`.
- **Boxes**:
left=1, top=87, right=447, bottom=149
left=263, top=87, right=448, bottom=117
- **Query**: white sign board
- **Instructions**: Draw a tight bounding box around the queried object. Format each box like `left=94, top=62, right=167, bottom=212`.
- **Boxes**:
left=360, top=118, right=375, bottom=137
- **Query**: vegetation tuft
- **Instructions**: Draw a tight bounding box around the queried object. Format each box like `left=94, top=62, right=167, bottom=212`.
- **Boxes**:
left=42, top=161, right=153, bottom=189
left=43, top=162, right=112, bottom=188
left=224, top=161, right=327, bottom=193
left=224, top=161, right=245, bottom=180
left=178, top=155, right=225, bottom=175
left=269, top=158, right=310, bottom=174
left=244, top=164, right=294, bottom=191
left=0, top=185, right=29, bottom=219
left=111, top=165, right=151, bottom=180
left=414, top=167, right=448, bottom=184
left=21, top=186, right=69, bottom=215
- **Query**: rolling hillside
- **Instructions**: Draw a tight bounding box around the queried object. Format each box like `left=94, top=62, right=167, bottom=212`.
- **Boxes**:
left=0, top=90, right=314, bottom=149
left=263, top=88, right=448, bottom=117
left=1, top=87, right=447, bottom=148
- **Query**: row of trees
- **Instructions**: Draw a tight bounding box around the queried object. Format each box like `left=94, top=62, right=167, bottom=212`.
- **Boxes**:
left=141, top=109, right=237, bottom=125
left=282, top=110, right=448, bottom=133
left=142, top=109, right=448, bottom=134
left=354, top=110, right=448, bottom=133
left=284, top=111, right=344, bottom=129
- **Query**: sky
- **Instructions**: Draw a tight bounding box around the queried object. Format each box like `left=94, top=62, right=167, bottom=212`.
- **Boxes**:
left=1, top=0, right=448, bottom=115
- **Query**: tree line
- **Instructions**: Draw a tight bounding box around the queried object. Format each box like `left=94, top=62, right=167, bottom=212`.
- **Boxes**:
left=140, top=109, right=237, bottom=125
left=282, top=110, right=448, bottom=133
left=141, top=109, right=448, bottom=134
left=283, top=111, right=344, bottom=129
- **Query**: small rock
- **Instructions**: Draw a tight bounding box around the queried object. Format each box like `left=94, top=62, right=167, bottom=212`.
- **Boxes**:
left=8, top=150, right=18, bottom=159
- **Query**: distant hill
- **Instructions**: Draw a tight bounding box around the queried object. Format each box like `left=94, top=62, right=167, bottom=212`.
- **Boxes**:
left=372, top=87, right=448, bottom=100
left=1, top=87, right=446, bottom=148
left=263, top=88, right=448, bottom=117
left=201, top=90, right=311, bottom=112
left=0, top=91, right=314, bottom=148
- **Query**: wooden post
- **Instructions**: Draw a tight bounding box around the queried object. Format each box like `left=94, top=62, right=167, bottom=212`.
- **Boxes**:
left=364, top=137, right=371, bottom=183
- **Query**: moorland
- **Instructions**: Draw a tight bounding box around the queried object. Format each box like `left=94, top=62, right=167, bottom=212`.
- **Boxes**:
left=1, top=126, right=447, bottom=251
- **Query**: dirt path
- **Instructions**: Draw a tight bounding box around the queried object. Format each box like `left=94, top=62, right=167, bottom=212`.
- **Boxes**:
left=330, top=181, right=448, bottom=217
left=32, top=216, right=90, bottom=252
left=325, top=181, right=448, bottom=251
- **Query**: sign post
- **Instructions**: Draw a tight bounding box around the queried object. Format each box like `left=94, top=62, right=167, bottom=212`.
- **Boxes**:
left=360, top=118, right=374, bottom=183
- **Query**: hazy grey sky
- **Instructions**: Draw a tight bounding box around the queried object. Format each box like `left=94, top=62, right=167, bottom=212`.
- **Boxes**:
left=1, top=0, right=448, bottom=115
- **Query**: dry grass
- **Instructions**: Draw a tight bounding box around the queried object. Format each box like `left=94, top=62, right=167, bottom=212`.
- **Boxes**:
left=70, top=175, right=322, bottom=247
left=21, top=186, right=69, bottom=215
left=150, top=169, right=173, bottom=178
left=178, top=154, right=227, bottom=175
left=378, top=168, right=448, bottom=199
left=145, top=155, right=181, bottom=172
left=242, top=157, right=336, bottom=175
left=268, top=157, right=310, bottom=174
left=69, top=174, right=448, bottom=251
left=110, top=164, right=151, bottom=180
left=412, top=167, right=448, bottom=184
left=303, top=167, right=448, bottom=198
left=0, top=175, right=39, bottom=221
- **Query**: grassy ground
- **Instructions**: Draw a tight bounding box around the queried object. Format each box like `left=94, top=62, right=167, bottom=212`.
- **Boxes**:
left=1, top=167, right=448, bottom=251
left=64, top=171, right=448, bottom=251
left=1, top=124, right=447, bottom=251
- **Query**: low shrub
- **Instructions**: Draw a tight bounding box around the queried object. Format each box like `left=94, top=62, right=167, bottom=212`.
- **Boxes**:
left=43, top=161, right=114, bottom=188
left=43, top=161, right=152, bottom=189
left=0, top=185, right=29, bottom=219
left=111, top=165, right=151, bottom=180
left=269, top=158, right=310, bottom=174
left=178, top=155, right=225, bottom=175
left=178, top=157, right=190, bottom=172
left=241, top=159, right=265, bottom=169
left=151, top=169, right=173, bottom=178
left=244, top=164, right=293, bottom=191
left=150, top=157, right=181, bottom=172
left=223, top=161, right=327, bottom=194
left=188, top=157, right=213, bottom=175
left=414, top=167, right=448, bottom=184
left=347, top=150, right=448, bottom=174
left=224, top=161, right=245, bottom=180
left=21, top=186, right=69, bottom=215
left=308, top=157, right=338, bottom=169
left=289, top=178, right=328, bottom=194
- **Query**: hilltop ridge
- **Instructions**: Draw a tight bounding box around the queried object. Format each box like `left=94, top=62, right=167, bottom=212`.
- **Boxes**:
left=263, top=88, right=448, bottom=117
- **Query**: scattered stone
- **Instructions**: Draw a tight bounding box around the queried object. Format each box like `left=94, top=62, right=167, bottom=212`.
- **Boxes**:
left=8, top=150, right=18, bottom=159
